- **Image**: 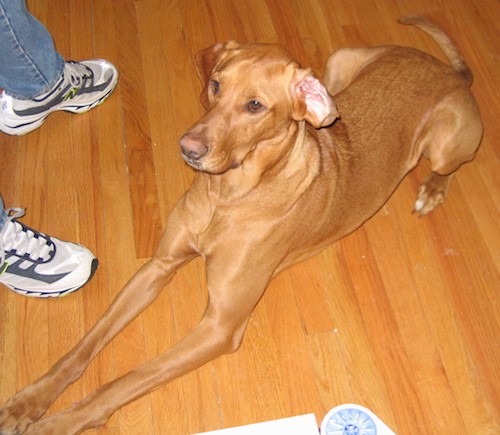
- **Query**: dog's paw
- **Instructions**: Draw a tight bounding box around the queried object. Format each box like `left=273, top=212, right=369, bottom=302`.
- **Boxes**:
left=0, top=386, right=53, bottom=434
left=0, top=402, right=34, bottom=434
left=414, top=186, right=444, bottom=215
left=414, top=173, right=452, bottom=216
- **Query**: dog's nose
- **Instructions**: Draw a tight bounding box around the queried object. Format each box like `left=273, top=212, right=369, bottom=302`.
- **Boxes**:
left=180, top=133, right=208, bottom=160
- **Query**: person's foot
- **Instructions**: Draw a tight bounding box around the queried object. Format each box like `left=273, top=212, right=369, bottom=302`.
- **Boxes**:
left=0, top=59, right=118, bottom=135
left=0, top=198, right=98, bottom=297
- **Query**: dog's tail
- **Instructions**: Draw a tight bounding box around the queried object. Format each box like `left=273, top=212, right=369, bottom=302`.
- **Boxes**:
left=398, top=16, right=473, bottom=85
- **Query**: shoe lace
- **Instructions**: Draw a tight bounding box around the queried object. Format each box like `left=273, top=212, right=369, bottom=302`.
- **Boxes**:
left=0, top=208, right=54, bottom=268
left=64, top=61, right=94, bottom=88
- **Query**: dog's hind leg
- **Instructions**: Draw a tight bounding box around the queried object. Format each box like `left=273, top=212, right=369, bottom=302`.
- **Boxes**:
left=323, top=46, right=391, bottom=96
left=413, top=88, right=483, bottom=215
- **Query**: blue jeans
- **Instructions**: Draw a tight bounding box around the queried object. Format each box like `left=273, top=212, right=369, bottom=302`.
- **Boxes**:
left=0, top=196, right=6, bottom=232
left=0, top=0, right=64, bottom=99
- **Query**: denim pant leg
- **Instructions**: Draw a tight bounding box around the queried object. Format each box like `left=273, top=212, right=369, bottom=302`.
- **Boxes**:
left=0, top=0, right=64, bottom=99
left=0, top=196, right=6, bottom=232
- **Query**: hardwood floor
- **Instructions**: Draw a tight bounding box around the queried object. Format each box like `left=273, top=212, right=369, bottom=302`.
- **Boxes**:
left=0, top=0, right=498, bottom=433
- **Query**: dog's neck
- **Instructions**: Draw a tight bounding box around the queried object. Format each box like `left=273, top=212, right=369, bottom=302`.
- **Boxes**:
left=204, top=120, right=321, bottom=203
left=183, top=120, right=336, bottom=239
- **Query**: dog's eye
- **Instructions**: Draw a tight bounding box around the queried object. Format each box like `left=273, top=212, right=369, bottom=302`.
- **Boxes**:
left=247, top=100, right=263, bottom=113
left=210, top=80, right=220, bottom=94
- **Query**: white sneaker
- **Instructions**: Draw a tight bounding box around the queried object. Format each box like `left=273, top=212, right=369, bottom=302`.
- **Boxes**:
left=0, top=59, right=118, bottom=135
left=0, top=201, right=98, bottom=297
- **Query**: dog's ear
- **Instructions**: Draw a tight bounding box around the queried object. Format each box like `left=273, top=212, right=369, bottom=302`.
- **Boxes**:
left=194, top=43, right=224, bottom=108
left=291, top=70, right=339, bottom=128
left=194, top=41, right=240, bottom=108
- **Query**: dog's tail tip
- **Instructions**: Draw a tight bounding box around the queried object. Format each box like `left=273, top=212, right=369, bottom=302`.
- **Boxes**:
left=397, top=15, right=426, bottom=26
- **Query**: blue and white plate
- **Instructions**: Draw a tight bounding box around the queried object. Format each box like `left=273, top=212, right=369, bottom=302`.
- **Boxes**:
left=321, top=404, right=396, bottom=435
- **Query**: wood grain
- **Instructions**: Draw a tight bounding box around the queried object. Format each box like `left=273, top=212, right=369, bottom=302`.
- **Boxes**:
left=0, top=0, right=498, bottom=433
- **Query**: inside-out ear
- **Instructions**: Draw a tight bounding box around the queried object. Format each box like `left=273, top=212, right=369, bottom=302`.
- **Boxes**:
left=292, top=71, right=339, bottom=128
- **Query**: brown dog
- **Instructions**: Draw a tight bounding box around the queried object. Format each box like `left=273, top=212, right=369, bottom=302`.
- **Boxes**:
left=0, top=16, right=482, bottom=434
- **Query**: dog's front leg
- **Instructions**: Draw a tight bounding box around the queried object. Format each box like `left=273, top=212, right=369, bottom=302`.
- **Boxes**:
left=22, top=242, right=282, bottom=434
left=0, top=204, right=197, bottom=434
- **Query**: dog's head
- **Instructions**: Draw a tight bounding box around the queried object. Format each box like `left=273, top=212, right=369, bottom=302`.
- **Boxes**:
left=180, top=41, right=338, bottom=174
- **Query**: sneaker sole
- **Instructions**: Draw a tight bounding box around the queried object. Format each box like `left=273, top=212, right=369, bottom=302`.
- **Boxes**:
left=5, top=258, right=98, bottom=298
left=0, top=77, right=118, bottom=136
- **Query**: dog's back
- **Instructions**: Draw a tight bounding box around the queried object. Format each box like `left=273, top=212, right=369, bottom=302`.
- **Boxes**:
left=321, top=17, right=481, bottom=218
